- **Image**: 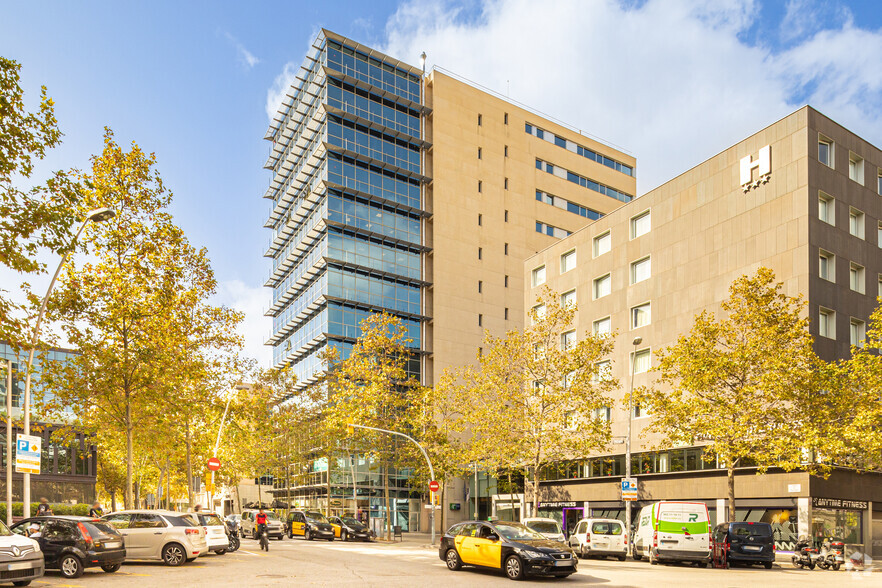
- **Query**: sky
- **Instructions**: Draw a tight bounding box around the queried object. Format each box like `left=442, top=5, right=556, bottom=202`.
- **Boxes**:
left=3, top=0, right=882, bottom=365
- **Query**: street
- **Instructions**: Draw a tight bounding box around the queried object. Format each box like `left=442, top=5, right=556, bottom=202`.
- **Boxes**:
left=25, top=534, right=881, bottom=587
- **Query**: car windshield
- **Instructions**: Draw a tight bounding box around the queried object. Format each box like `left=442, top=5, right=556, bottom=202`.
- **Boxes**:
left=202, top=514, right=224, bottom=526
left=264, top=512, right=280, bottom=521
left=732, top=523, right=771, bottom=537
left=164, top=515, right=196, bottom=527
left=305, top=512, right=328, bottom=524
left=526, top=521, right=560, bottom=534
left=0, top=521, right=12, bottom=536
left=343, top=518, right=363, bottom=528
left=495, top=522, right=547, bottom=541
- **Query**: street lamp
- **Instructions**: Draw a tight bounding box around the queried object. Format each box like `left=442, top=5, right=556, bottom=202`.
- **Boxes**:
left=625, top=336, right=642, bottom=556
left=21, top=207, right=115, bottom=517
left=347, top=423, right=437, bottom=545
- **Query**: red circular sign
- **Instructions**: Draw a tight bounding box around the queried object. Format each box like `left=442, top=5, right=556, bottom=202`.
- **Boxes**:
left=429, top=480, right=440, bottom=492
left=207, top=457, right=221, bottom=472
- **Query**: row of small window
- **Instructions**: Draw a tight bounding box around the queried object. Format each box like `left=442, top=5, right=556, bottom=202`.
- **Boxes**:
left=535, top=190, right=602, bottom=220
left=536, top=159, right=633, bottom=203
left=535, top=221, right=571, bottom=239
left=592, top=259, right=652, bottom=298
left=327, top=79, right=421, bottom=138
left=817, top=249, right=878, bottom=295
left=327, top=151, right=421, bottom=209
left=327, top=190, right=422, bottom=246
left=818, top=192, right=882, bottom=245
left=327, top=116, right=421, bottom=173
left=525, top=123, right=634, bottom=176
left=325, top=40, right=421, bottom=103
left=543, top=448, right=717, bottom=481
left=326, top=265, right=421, bottom=315
left=327, top=302, right=421, bottom=347
left=818, top=135, right=882, bottom=194
left=817, top=307, right=867, bottom=347
left=475, top=178, right=511, bottom=192
left=327, top=230, right=422, bottom=280
left=476, top=112, right=509, bottom=127
left=476, top=210, right=511, bottom=227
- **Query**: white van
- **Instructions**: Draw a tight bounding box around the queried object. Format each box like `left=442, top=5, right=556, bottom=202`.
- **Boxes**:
left=632, top=502, right=710, bottom=566
left=568, top=518, right=627, bottom=560
left=521, top=517, right=565, bottom=543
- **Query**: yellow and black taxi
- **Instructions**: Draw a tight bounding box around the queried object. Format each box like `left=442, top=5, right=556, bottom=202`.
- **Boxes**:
left=328, top=516, right=372, bottom=541
left=439, top=520, right=577, bottom=581
left=286, top=511, right=335, bottom=541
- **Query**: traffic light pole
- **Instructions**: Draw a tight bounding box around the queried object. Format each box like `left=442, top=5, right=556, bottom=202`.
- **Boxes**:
left=348, top=423, right=436, bottom=545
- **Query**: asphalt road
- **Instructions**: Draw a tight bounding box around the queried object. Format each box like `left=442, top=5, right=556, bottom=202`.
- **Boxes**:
left=25, top=535, right=881, bottom=587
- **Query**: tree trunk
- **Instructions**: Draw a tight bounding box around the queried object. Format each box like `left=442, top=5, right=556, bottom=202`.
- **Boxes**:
left=383, top=455, right=391, bottom=541
left=185, top=419, right=194, bottom=510
left=727, top=466, right=736, bottom=521
left=125, top=399, right=133, bottom=510
left=110, top=492, right=117, bottom=513
left=531, top=466, right=540, bottom=518
left=508, top=470, right=516, bottom=520
left=156, top=467, right=164, bottom=510
left=326, top=449, right=332, bottom=516
left=166, top=455, right=171, bottom=510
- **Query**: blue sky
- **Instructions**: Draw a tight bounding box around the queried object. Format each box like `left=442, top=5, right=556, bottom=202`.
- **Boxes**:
left=3, top=0, right=882, bottom=364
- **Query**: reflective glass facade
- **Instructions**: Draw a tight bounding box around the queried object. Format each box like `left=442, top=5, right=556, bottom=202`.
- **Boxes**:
left=264, top=32, right=428, bottom=390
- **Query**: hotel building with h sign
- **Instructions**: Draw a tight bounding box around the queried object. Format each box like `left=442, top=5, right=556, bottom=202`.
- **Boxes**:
left=525, top=106, right=882, bottom=555
left=261, top=30, right=635, bottom=530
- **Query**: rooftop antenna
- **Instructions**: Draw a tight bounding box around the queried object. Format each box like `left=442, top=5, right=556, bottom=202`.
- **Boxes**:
left=420, top=51, right=427, bottom=77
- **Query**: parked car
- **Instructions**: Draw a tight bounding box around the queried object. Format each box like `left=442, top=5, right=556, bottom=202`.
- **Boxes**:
left=568, top=518, right=627, bottom=560
left=240, top=510, right=284, bottom=540
left=0, top=519, right=43, bottom=586
left=102, top=510, right=206, bottom=566
left=522, top=518, right=565, bottom=543
left=711, top=522, right=774, bottom=569
left=195, top=513, right=229, bottom=555
left=328, top=516, right=371, bottom=541
left=11, top=516, right=124, bottom=579
left=287, top=511, right=334, bottom=541
left=633, top=502, right=710, bottom=566
left=440, top=520, right=577, bottom=581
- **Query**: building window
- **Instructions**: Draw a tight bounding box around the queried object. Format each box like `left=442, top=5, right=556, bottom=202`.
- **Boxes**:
left=850, top=262, right=865, bottom=293
left=478, top=247, right=482, bottom=260
left=477, top=113, right=482, bottom=126
left=504, top=209, right=509, bottom=222
left=633, top=402, right=649, bottom=418
left=504, top=243, right=509, bottom=255
left=561, top=289, right=576, bottom=308
left=818, top=192, right=835, bottom=225
left=818, top=135, right=833, bottom=167
left=532, top=304, right=546, bottom=324
left=477, top=147, right=482, bottom=160
left=593, top=231, right=611, bottom=257
left=504, top=177, right=509, bottom=190
left=849, top=152, right=864, bottom=184
left=850, top=318, right=866, bottom=348
left=478, top=280, right=483, bottom=293
left=478, top=313, right=483, bottom=327
left=504, top=307, right=509, bottom=320
left=632, top=348, right=651, bottom=374
left=504, top=112, right=509, bottom=125
left=478, top=180, right=482, bottom=193
left=878, top=222, right=881, bottom=248
left=879, top=275, right=882, bottom=298
left=593, top=406, right=611, bottom=422
left=849, top=207, right=865, bottom=238
left=560, top=249, right=576, bottom=273
left=561, top=330, right=576, bottom=350
left=878, top=169, right=882, bottom=195
left=819, top=307, right=836, bottom=339
left=630, top=256, right=651, bottom=284
left=593, top=274, right=611, bottom=299
left=593, top=317, right=611, bottom=335
left=532, top=265, right=546, bottom=287
left=505, top=275, right=509, bottom=287
left=631, top=302, right=651, bottom=329
left=819, top=249, right=835, bottom=282
left=478, top=213, right=482, bottom=226
left=504, top=145, right=509, bottom=157
left=630, top=210, right=651, bottom=239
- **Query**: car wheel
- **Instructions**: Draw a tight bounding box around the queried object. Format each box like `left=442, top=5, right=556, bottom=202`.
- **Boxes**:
left=341, top=530, right=347, bottom=541
left=619, top=555, right=627, bottom=561
left=216, top=548, right=227, bottom=555
left=504, top=555, right=525, bottom=581
left=60, top=554, right=84, bottom=579
left=305, top=529, right=313, bottom=540
left=162, top=543, right=187, bottom=567
left=650, top=550, right=658, bottom=565
left=101, top=563, right=122, bottom=573
left=580, top=544, right=587, bottom=559
left=633, top=548, right=643, bottom=561
left=445, top=548, right=462, bottom=571
left=12, top=582, right=31, bottom=587
left=764, top=561, right=773, bottom=570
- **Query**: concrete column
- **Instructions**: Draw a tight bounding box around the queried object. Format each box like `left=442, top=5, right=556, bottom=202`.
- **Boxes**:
left=797, top=497, right=811, bottom=540
left=862, top=501, right=872, bottom=555
left=716, top=498, right=726, bottom=525
left=583, top=501, right=590, bottom=518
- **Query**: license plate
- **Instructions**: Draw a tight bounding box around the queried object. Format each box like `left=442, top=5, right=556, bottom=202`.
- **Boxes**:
left=7, top=562, right=34, bottom=571
left=743, top=545, right=761, bottom=552
left=105, top=542, right=121, bottom=549
left=554, top=559, right=571, bottom=567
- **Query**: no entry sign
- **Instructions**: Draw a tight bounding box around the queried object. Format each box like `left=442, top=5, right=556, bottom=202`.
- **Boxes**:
left=207, top=457, right=221, bottom=472
left=429, top=480, right=440, bottom=492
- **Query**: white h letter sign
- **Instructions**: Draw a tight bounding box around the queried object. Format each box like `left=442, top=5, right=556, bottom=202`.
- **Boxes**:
left=740, top=145, right=771, bottom=191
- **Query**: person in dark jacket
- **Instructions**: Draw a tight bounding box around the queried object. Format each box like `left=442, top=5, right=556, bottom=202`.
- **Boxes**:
left=36, top=498, right=53, bottom=516
left=89, top=502, right=103, bottom=518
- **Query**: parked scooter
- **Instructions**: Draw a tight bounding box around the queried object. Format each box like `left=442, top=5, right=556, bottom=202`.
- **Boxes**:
left=816, top=537, right=845, bottom=571
left=792, top=536, right=819, bottom=570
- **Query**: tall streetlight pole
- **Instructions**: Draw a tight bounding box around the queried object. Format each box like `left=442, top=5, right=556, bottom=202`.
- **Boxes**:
left=21, top=208, right=115, bottom=517
left=625, top=336, right=642, bottom=557
left=347, top=423, right=437, bottom=546
left=207, top=383, right=249, bottom=514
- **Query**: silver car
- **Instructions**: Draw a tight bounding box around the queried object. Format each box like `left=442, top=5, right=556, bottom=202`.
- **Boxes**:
left=240, top=510, right=284, bottom=540
left=102, top=510, right=207, bottom=566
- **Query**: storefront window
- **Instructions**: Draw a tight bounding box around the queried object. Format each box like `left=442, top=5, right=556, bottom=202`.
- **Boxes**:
left=812, top=508, right=862, bottom=548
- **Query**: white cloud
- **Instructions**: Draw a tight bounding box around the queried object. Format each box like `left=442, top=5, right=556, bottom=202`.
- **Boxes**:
left=380, top=0, right=882, bottom=194
left=213, top=279, right=272, bottom=367
left=265, top=26, right=323, bottom=122
left=223, top=31, right=260, bottom=68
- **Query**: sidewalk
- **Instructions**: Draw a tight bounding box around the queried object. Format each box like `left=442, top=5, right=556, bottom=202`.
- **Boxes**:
left=373, top=531, right=436, bottom=549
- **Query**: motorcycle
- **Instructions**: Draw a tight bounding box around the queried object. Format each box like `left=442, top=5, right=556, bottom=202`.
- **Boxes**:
left=227, top=529, right=241, bottom=552
left=817, top=537, right=845, bottom=571
left=792, top=536, right=818, bottom=570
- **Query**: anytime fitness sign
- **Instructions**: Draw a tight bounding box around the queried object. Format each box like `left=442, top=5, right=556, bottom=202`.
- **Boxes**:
left=813, top=497, right=868, bottom=510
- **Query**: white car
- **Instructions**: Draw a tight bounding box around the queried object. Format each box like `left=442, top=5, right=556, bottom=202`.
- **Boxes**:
left=103, top=510, right=207, bottom=566
left=522, top=517, right=566, bottom=543
left=196, top=513, right=229, bottom=555
left=0, top=521, right=43, bottom=583
left=569, top=518, right=627, bottom=560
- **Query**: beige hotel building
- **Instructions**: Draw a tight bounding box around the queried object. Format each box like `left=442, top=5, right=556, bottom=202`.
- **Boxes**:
left=524, top=106, right=882, bottom=554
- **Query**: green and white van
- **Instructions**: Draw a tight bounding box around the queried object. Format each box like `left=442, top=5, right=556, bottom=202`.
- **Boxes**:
left=632, top=502, right=710, bottom=566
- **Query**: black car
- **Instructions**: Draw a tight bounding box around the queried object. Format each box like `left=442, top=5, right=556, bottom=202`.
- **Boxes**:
left=12, top=516, right=126, bottom=579
left=439, top=520, right=577, bottom=581
left=711, top=522, right=774, bottom=568
left=328, top=516, right=372, bottom=541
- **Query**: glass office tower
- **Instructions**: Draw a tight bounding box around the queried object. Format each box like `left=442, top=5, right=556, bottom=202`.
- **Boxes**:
left=264, top=30, right=428, bottom=389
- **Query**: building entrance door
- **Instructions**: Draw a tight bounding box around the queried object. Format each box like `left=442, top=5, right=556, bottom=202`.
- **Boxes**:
left=562, top=507, right=582, bottom=539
